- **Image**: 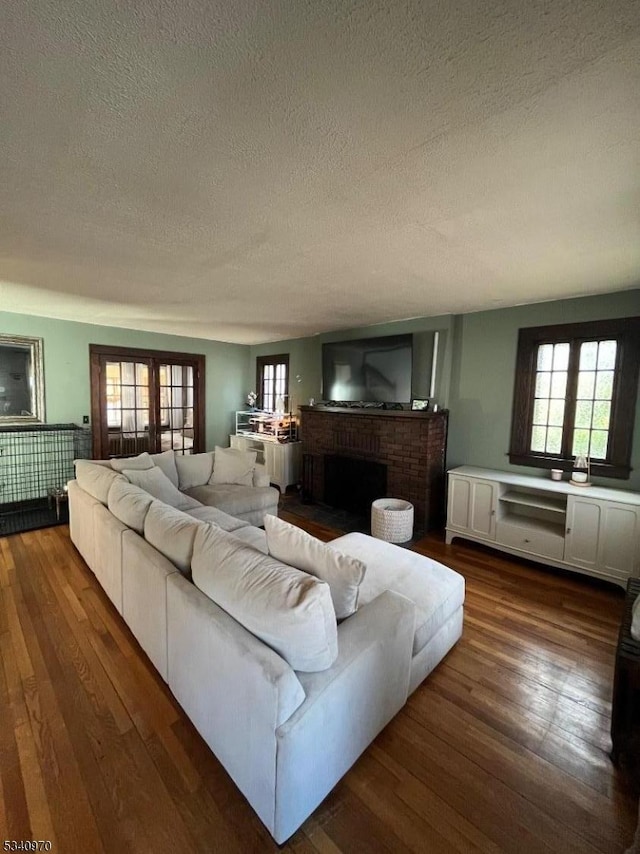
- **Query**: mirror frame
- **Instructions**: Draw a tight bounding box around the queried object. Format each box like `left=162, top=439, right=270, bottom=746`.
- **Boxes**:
left=0, top=334, right=45, bottom=424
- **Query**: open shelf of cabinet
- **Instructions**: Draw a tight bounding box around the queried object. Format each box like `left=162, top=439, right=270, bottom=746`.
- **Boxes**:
left=500, top=490, right=567, bottom=516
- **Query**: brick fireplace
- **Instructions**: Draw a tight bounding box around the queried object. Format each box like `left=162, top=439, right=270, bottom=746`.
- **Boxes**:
left=298, top=406, right=448, bottom=532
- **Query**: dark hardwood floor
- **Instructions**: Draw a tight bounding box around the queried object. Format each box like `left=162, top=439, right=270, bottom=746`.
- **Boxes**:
left=0, top=517, right=636, bottom=852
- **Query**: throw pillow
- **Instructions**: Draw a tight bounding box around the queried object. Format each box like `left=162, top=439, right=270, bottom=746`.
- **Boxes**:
left=210, top=446, right=257, bottom=487
left=175, top=451, right=214, bottom=490
left=264, top=515, right=366, bottom=619
left=150, top=449, right=180, bottom=488
left=191, top=525, right=338, bottom=672
left=110, top=452, right=154, bottom=473
left=122, top=466, right=200, bottom=511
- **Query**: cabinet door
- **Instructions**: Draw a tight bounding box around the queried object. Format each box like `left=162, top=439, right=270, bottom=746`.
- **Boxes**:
left=468, top=479, right=497, bottom=540
left=598, top=503, right=640, bottom=579
left=565, top=497, right=602, bottom=570
left=447, top=476, right=471, bottom=530
left=262, top=442, right=277, bottom=481
left=448, top=476, right=496, bottom=539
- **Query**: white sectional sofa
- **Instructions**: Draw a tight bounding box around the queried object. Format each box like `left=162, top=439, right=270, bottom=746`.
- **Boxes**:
left=68, top=454, right=464, bottom=844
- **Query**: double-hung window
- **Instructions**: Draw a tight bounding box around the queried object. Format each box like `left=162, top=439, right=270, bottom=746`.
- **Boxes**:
left=508, top=317, right=640, bottom=479
left=256, top=354, right=289, bottom=412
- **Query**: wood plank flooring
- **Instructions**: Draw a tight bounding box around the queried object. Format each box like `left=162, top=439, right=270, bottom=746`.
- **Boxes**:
left=0, top=519, right=636, bottom=852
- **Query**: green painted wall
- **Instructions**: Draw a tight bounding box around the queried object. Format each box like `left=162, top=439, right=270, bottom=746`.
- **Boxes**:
left=0, top=312, right=250, bottom=449
left=251, top=288, right=640, bottom=492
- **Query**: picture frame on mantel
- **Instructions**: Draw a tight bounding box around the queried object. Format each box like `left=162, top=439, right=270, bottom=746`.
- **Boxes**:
left=0, top=333, right=45, bottom=423
left=411, top=399, right=430, bottom=411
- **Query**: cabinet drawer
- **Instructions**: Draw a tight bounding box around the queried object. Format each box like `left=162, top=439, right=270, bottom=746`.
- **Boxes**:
left=496, top=521, right=565, bottom=560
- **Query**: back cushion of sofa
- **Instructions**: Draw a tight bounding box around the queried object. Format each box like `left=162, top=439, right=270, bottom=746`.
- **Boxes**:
left=149, top=449, right=180, bottom=487
left=108, top=479, right=155, bottom=534
left=191, top=525, right=338, bottom=672
left=122, top=466, right=201, bottom=511
left=110, top=452, right=154, bottom=472
left=175, top=452, right=214, bottom=490
left=144, top=502, right=207, bottom=575
left=75, top=460, right=126, bottom=505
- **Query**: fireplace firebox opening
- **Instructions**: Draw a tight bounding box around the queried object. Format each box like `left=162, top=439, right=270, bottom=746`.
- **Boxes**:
left=324, top=455, right=387, bottom=516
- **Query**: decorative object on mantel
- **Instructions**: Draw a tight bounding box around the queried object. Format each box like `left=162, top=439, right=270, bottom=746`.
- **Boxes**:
left=411, top=398, right=429, bottom=411
left=246, top=391, right=257, bottom=410
left=570, top=454, right=591, bottom=487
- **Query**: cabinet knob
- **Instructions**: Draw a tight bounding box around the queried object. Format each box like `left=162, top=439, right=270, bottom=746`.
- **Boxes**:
left=566, top=527, right=571, bottom=535
left=524, top=538, right=530, bottom=544
left=491, top=509, right=495, bottom=516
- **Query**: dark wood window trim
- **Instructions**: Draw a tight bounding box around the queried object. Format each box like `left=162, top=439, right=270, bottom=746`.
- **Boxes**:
left=256, top=353, right=289, bottom=411
left=90, top=344, right=206, bottom=459
left=509, top=316, right=640, bottom=479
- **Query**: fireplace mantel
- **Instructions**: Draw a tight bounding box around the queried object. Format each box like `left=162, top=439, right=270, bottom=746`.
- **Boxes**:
left=299, top=406, right=448, bottom=531
left=299, top=406, right=443, bottom=418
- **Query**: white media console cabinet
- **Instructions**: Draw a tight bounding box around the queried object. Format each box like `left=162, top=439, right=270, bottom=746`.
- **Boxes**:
left=446, top=466, right=640, bottom=588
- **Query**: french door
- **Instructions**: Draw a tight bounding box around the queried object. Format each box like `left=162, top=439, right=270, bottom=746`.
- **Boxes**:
left=90, top=345, right=205, bottom=459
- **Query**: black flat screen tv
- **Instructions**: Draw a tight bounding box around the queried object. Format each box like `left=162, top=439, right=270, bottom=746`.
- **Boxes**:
left=322, top=334, right=413, bottom=403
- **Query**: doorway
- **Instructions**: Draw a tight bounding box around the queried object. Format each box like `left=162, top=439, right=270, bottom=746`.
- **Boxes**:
left=89, top=345, right=205, bottom=459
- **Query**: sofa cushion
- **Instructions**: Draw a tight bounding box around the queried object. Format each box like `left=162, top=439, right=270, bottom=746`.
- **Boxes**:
left=230, top=526, right=269, bottom=553
left=329, top=532, right=465, bottom=656
left=175, top=452, right=214, bottom=490
left=210, top=446, right=257, bottom=486
left=144, top=501, right=207, bottom=575
left=185, top=483, right=277, bottom=518
left=75, top=460, right=126, bottom=505
left=253, top=463, right=271, bottom=488
left=110, top=452, right=154, bottom=472
left=185, top=504, right=249, bottom=532
left=192, top=526, right=338, bottom=672
left=108, top=479, right=154, bottom=534
left=122, top=466, right=201, bottom=511
left=150, top=449, right=180, bottom=487
left=264, top=515, right=366, bottom=620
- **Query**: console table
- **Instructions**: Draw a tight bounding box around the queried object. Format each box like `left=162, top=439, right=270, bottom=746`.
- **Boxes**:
left=446, top=466, right=640, bottom=588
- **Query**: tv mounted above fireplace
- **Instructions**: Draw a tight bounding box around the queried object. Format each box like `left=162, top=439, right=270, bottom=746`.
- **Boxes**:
left=322, top=333, right=413, bottom=404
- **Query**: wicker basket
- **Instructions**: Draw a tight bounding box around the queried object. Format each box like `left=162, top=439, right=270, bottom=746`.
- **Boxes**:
left=371, top=498, right=414, bottom=543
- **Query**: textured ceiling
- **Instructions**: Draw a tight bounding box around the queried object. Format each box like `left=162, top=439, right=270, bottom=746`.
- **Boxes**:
left=1, top=0, right=639, bottom=344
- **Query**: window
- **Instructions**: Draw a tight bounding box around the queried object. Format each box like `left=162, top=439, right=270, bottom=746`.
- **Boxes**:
left=256, top=354, right=289, bottom=412
left=509, top=317, right=640, bottom=479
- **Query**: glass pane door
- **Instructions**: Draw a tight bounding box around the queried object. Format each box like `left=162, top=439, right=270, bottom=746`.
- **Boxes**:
left=90, top=346, right=204, bottom=459
left=105, top=360, right=152, bottom=457
left=159, top=364, right=195, bottom=454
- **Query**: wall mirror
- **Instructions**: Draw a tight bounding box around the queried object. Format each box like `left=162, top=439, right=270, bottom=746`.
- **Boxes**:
left=0, top=334, right=45, bottom=423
